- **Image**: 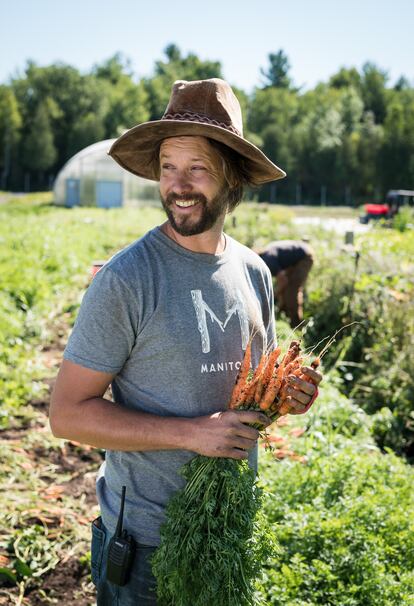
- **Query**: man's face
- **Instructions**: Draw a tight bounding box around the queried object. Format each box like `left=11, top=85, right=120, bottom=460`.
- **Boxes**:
left=159, top=136, right=228, bottom=236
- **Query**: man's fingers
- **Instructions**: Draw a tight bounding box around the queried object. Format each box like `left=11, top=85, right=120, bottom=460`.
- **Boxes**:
left=300, top=366, right=323, bottom=385
left=226, top=448, right=249, bottom=460
left=289, top=376, right=316, bottom=396
left=286, top=387, right=311, bottom=405
left=235, top=424, right=260, bottom=441
left=285, top=395, right=308, bottom=414
left=231, top=436, right=259, bottom=451
left=288, top=386, right=320, bottom=415
left=234, top=410, right=271, bottom=427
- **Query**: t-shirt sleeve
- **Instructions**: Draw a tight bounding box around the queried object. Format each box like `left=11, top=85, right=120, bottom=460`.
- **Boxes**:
left=63, top=267, right=138, bottom=374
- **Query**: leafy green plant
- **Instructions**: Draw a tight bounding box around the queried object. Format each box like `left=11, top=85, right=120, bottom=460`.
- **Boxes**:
left=0, top=196, right=165, bottom=428
left=258, top=443, right=414, bottom=605
left=392, top=207, right=414, bottom=232
left=152, top=456, right=276, bottom=606
left=301, top=228, right=414, bottom=458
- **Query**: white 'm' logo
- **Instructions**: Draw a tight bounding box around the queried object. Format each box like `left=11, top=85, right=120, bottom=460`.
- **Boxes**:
left=191, top=289, right=249, bottom=354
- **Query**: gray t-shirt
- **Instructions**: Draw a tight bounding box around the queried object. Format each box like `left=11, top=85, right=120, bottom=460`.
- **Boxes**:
left=64, top=226, right=275, bottom=545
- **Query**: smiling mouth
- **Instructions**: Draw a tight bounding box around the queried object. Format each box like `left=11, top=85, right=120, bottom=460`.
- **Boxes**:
left=175, top=199, right=198, bottom=208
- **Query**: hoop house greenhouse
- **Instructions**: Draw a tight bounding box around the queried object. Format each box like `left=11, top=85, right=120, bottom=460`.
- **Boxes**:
left=53, top=139, right=159, bottom=207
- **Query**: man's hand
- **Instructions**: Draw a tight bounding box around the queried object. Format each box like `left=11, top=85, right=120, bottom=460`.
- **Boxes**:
left=190, top=410, right=272, bottom=460
left=282, top=366, right=323, bottom=415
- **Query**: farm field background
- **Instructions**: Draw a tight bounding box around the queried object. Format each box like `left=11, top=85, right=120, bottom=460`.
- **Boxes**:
left=0, top=194, right=413, bottom=605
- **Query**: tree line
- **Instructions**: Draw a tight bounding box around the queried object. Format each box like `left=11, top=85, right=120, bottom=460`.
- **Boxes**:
left=1, top=44, right=413, bottom=204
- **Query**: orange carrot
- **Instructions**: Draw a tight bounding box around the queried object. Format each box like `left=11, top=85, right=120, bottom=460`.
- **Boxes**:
left=228, top=340, right=252, bottom=409
left=259, top=362, right=284, bottom=410
left=277, top=397, right=292, bottom=416
left=254, top=347, right=280, bottom=404
left=254, top=352, right=268, bottom=383
left=286, top=356, right=303, bottom=373
left=311, top=357, right=321, bottom=370
left=238, top=376, right=258, bottom=407
left=238, top=353, right=267, bottom=406
left=259, top=341, right=300, bottom=411
left=284, top=341, right=301, bottom=366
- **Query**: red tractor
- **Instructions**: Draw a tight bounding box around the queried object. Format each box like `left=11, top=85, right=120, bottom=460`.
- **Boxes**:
left=360, top=189, right=414, bottom=223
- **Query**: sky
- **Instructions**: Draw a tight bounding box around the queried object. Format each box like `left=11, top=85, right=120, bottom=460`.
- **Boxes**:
left=1, top=0, right=413, bottom=93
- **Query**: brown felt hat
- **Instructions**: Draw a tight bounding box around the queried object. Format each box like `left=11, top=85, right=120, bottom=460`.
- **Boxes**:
left=109, top=78, right=286, bottom=184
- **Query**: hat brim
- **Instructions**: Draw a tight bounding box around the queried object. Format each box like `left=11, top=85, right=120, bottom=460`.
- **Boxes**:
left=108, top=120, right=286, bottom=184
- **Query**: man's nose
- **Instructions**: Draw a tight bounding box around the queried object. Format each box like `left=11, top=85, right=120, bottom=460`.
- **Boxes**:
left=171, top=170, right=193, bottom=194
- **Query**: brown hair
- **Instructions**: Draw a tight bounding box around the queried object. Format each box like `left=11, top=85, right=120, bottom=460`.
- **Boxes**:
left=207, top=139, right=258, bottom=211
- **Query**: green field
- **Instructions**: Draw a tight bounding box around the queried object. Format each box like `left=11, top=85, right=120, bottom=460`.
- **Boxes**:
left=0, top=195, right=413, bottom=605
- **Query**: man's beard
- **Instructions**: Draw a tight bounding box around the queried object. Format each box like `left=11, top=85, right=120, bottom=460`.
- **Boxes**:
left=160, top=190, right=228, bottom=236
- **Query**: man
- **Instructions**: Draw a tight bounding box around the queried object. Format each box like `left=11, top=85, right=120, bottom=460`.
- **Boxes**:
left=49, top=79, right=321, bottom=605
left=257, top=240, right=314, bottom=328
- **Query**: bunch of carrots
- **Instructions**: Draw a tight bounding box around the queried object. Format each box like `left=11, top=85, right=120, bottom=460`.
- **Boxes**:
left=152, top=338, right=320, bottom=606
left=229, top=338, right=320, bottom=419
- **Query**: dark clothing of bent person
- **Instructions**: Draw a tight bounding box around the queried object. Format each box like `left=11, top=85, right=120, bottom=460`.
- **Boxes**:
left=258, top=240, right=314, bottom=328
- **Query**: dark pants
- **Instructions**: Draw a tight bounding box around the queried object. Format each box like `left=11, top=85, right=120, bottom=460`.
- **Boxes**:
left=91, top=517, right=158, bottom=605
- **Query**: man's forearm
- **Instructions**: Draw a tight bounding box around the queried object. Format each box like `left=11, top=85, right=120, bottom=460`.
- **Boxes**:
left=50, top=394, right=273, bottom=459
left=50, top=395, right=196, bottom=452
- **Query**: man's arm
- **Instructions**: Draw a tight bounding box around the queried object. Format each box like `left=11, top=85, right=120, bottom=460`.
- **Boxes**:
left=49, top=359, right=271, bottom=460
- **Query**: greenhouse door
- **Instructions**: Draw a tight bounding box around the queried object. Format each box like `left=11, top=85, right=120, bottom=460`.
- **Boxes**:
left=66, top=179, right=80, bottom=207
left=96, top=181, right=122, bottom=208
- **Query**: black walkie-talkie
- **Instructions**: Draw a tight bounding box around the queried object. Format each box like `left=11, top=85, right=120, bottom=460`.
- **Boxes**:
left=106, top=486, right=136, bottom=586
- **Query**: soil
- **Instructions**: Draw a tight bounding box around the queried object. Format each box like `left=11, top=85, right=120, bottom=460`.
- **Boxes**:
left=0, top=559, right=96, bottom=606
left=28, top=558, right=96, bottom=606
left=0, top=339, right=103, bottom=606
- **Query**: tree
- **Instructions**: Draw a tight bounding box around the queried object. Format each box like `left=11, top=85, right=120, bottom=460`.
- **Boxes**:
left=260, top=50, right=292, bottom=89
left=248, top=87, right=298, bottom=201
left=335, top=88, right=364, bottom=202
left=248, top=87, right=298, bottom=136
left=144, top=44, right=223, bottom=119
left=394, top=76, right=411, bottom=91
left=355, top=110, right=384, bottom=197
left=292, top=86, right=346, bottom=202
left=93, top=52, right=133, bottom=84
left=360, top=62, right=388, bottom=124
left=0, top=86, right=21, bottom=189
left=66, top=112, right=106, bottom=158
left=329, top=67, right=361, bottom=90
left=21, top=100, right=57, bottom=175
left=339, top=87, right=364, bottom=134
left=12, top=61, right=110, bottom=171
left=164, top=44, right=181, bottom=63
left=380, top=89, right=414, bottom=192
left=93, top=54, right=150, bottom=136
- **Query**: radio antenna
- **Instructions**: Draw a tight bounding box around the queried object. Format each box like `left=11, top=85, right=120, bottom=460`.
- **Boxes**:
left=115, top=486, right=126, bottom=538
